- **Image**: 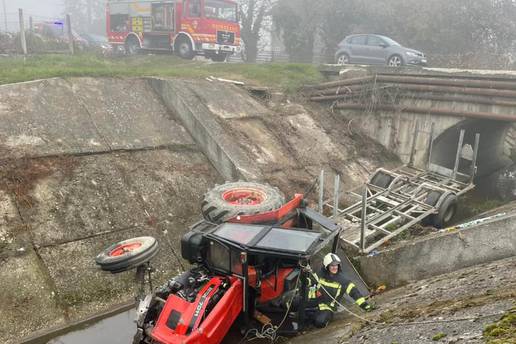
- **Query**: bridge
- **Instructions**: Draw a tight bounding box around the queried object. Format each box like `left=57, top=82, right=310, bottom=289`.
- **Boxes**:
left=310, top=66, right=516, bottom=179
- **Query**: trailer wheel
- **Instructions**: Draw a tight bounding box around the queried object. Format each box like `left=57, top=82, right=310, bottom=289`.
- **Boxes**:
left=95, top=237, right=159, bottom=273
left=423, top=192, right=457, bottom=228
left=433, top=194, right=458, bottom=228
left=174, top=37, right=195, bottom=60
left=201, top=182, right=285, bottom=224
left=369, top=171, right=393, bottom=189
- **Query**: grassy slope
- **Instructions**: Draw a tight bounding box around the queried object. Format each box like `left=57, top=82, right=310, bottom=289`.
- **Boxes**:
left=0, top=54, right=323, bottom=92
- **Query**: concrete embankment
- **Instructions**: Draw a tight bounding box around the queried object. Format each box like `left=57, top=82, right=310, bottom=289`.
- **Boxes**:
left=356, top=212, right=516, bottom=288
left=1, top=76, right=395, bottom=343
left=0, top=77, right=221, bottom=343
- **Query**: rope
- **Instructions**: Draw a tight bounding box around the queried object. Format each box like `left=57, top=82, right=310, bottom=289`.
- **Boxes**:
left=303, top=175, right=319, bottom=198
left=240, top=267, right=302, bottom=343
left=161, top=228, right=186, bottom=271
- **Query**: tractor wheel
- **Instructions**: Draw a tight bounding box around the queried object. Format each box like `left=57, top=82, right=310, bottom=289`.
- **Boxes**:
left=95, top=236, right=159, bottom=273
left=201, top=181, right=285, bottom=224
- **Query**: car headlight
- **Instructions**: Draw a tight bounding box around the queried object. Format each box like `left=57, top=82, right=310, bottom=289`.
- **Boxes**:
left=406, top=51, right=419, bottom=58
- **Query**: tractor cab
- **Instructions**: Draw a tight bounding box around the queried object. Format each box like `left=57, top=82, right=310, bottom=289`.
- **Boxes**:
left=177, top=207, right=342, bottom=336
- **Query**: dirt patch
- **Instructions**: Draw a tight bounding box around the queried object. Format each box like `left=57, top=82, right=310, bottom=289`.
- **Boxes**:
left=0, top=151, right=77, bottom=209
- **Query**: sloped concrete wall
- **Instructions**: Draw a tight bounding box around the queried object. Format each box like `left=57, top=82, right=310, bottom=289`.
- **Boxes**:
left=0, top=77, right=222, bottom=343
left=356, top=213, right=516, bottom=288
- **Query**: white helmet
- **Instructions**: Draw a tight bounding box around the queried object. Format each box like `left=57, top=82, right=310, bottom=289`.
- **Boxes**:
left=323, top=253, right=341, bottom=270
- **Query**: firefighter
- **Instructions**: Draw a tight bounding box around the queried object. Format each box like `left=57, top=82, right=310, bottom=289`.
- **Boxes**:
left=307, top=253, right=373, bottom=328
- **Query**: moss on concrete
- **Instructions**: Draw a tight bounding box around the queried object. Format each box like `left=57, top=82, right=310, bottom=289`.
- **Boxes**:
left=483, top=308, right=516, bottom=344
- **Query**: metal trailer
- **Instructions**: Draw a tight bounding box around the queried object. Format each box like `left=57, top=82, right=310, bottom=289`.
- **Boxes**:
left=320, top=125, right=480, bottom=254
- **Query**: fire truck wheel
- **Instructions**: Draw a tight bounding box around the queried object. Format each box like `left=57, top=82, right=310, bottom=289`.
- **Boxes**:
left=175, top=38, right=195, bottom=60
left=95, top=236, right=159, bottom=273
left=125, top=36, right=140, bottom=55
left=210, top=52, right=228, bottom=62
left=201, top=181, right=285, bottom=223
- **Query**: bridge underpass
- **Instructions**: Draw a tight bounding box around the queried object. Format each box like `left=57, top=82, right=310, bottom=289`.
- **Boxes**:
left=310, top=66, right=516, bottom=189
left=431, top=119, right=512, bottom=178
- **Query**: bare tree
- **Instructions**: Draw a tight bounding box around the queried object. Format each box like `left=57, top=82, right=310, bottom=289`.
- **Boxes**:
left=272, top=0, right=322, bottom=63
left=63, top=0, right=106, bottom=34
left=238, top=0, right=272, bottom=62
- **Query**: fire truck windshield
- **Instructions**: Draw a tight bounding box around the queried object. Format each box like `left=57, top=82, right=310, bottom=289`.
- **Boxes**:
left=205, top=0, right=237, bottom=22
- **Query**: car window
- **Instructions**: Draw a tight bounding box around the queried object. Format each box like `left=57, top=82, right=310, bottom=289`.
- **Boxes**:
left=367, top=36, right=385, bottom=46
left=380, top=36, right=401, bottom=47
left=349, top=35, right=367, bottom=45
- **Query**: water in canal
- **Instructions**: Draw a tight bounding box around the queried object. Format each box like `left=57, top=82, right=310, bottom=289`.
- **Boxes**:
left=48, top=310, right=136, bottom=344
left=45, top=309, right=246, bottom=344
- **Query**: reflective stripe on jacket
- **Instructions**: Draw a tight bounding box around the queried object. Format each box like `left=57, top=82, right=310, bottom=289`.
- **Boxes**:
left=309, top=268, right=366, bottom=312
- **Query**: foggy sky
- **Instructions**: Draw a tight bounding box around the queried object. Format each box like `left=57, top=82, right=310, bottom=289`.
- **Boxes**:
left=3, top=0, right=63, bottom=20
left=1, top=0, right=63, bottom=31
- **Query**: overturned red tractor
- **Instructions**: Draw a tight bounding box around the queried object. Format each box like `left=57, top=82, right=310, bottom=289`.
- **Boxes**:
left=96, top=182, right=350, bottom=344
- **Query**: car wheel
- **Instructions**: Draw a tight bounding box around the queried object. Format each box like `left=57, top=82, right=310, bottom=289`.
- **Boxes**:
left=174, top=37, right=195, bottom=60
left=387, top=54, right=403, bottom=67
left=125, top=36, right=140, bottom=55
left=201, top=182, right=285, bottom=224
left=336, top=53, right=350, bottom=65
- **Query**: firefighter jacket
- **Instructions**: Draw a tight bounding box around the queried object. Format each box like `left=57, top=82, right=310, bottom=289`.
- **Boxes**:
left=308, top=267, right=368, bottom=312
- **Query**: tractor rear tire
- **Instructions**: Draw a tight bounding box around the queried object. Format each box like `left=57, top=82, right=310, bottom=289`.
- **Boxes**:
left=201, top=181, right=285, bottom=224
left=95, top=236, right=159, bottom=273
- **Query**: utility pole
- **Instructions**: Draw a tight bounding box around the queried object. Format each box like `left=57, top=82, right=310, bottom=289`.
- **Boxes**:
left=87, top=0, right=92, bottom=30
left=66, top=14, right=74, bottom=55
left=2, top=0, right=7, bottom=32
left=19, top=8, right=27, bottom=55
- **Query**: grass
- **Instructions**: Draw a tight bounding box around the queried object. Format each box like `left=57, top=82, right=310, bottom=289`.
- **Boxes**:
left=0, top=53, right=324, bottom=92
left=432, top=332, right=447, bottom=341
left=483, top=309, right=516, bottom=344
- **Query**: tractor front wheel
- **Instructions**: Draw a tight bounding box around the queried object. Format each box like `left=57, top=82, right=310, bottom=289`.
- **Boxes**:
left=95, top=236, right=159, bottom=273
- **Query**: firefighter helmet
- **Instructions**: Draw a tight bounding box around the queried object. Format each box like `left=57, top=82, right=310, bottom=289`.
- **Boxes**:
left=323, top=253, right=341, bottom=270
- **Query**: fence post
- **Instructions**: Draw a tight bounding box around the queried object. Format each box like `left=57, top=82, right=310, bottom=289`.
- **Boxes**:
left=66, top=14, right=74, bottom=55
left=333, top=174, right=340, bottom=218
left=318, top=170, right=324, bottom=213
left=19, top=8, right=27, bottom=55
left=360, top=186, right=367, bottom=252
left=2, top=0, right=7, bottom=32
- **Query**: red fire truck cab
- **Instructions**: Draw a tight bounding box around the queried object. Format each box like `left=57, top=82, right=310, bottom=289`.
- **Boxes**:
left=107, top=0, right=241, bottom=61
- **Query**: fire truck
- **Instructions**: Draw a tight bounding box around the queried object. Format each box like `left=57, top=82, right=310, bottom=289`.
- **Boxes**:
left=106, top=0, right=241, bottom=61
